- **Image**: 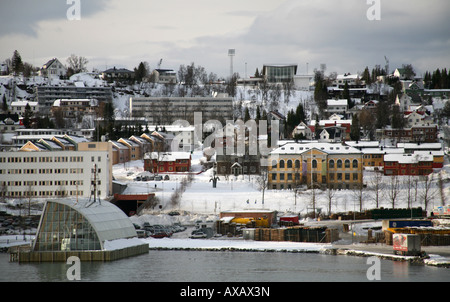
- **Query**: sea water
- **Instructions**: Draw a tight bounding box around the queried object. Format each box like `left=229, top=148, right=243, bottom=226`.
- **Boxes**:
left=0, top=250, right=448, bottom=282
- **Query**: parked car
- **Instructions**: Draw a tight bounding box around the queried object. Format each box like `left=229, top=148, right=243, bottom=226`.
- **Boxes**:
left=190, top=229, right=207, bottom=239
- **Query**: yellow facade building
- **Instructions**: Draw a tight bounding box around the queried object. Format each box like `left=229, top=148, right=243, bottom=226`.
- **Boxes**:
left=268, top=142, right=364, bottom=190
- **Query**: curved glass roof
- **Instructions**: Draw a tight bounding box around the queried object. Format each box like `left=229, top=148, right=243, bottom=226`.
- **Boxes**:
left=33, top=199, right=137, bottom=251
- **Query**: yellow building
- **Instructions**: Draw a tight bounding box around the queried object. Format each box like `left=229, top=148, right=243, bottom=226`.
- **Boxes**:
left=268, top=142, right=363, bottom=190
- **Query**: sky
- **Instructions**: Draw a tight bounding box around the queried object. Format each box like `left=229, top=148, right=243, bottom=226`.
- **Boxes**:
left=0, top=0, right=449, bottom=79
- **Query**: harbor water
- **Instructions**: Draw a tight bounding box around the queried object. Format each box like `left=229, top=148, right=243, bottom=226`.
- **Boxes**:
left=0, top=249, right=448, bottom=282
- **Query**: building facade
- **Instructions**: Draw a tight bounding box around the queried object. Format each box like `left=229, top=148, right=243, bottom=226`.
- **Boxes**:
left=262, top=64, right=297, bottom=84
left=144, top=152, right=191, bottom=173
left=0, top=142, right=113, bottom=199
left=130, top=96, right=234, bottom=124
left=268, top=142, right=363, bottom=190
left=383, top=153, right=434, bottom=176
left=35, top=84, right=112, bottom=115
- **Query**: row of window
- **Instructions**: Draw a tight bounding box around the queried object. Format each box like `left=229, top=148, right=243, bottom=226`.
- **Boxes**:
left=0, top=168, right=102, bottom=175
left=0, top=156, right=84, bottom=163
left=270, top=172, right=360, bottom=182
left=0, top=180, right=85, bottom=187
left=272, top=159, right=360, bottom=169
left=1, top=190, right=84, bottom=198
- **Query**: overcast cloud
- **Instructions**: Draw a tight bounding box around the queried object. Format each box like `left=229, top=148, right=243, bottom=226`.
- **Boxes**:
left=0, top=0, right=449, bottom=78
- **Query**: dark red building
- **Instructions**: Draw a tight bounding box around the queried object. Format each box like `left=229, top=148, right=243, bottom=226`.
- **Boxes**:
left=144, top=152, right=191, bottom=173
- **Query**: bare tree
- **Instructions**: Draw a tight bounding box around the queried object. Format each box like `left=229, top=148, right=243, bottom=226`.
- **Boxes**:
left=66, top=54, right=89, bottom=75
left=325, top=185, right=336, bottom=215
left=352, top=183, right=365, bottom=213
left=404, top=175, right=418, bottom=208
left=368, top=171, right=384, bottom=208
left=419, top=174, right=438, bottom=212
left=256, top=167, right=269, bottom=205
left=387, top=175, right=400, bottom=208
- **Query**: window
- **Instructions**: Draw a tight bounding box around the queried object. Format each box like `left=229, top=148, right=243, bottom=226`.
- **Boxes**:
left=337, top=160, right=342, bottom=168
left=295, top=160, right=300, bottom=169
left=272, top=160, right=277, bottom=169
left=287, top=160, right=292, bottom=169
left=279, top=160, right=285, bottom=169
left=345, top=160, right=350, bottom=168
left=352, top=159, right=358, bottom=168
left=329, top=160, right=335, bottom=169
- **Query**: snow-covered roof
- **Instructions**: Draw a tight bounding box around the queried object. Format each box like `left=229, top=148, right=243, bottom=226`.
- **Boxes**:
left=271, top=142, right=362, bottom=155
left=11, top=101, right=38, bottom=107
left=384, top=153, right=433, bottom=164
left=146, top=152, right=191, bottom=161
left=327, top=99, right=348, bottom=106
left=361, top=147, right=404, bottom=155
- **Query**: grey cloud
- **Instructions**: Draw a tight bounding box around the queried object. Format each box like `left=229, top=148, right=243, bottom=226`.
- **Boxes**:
left=0, top=0, right=109, bottom=37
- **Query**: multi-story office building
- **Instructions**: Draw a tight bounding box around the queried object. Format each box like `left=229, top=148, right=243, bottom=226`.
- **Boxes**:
left=34, top=84, right=112, bottom=115
left=268, top=142, right=363, bottom=190
left=130, top=95, right=234, bottom=124
left=0, top=142, right=113, bottom=199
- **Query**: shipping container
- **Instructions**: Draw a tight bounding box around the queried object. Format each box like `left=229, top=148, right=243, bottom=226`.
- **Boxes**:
left=393, top=234, right=421, bottom=256
left=382, top=219, right=433, bottom=231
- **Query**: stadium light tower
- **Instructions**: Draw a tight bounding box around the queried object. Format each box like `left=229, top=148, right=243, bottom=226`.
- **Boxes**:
left=228, top=49, right=235, bottom=79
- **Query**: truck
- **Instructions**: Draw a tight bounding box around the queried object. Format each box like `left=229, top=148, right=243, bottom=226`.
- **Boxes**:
left=432, top=205, right=450, bottom=218
left=279, top=215, right=300, bottom=226
left=393, top=234, right=421, bottom=256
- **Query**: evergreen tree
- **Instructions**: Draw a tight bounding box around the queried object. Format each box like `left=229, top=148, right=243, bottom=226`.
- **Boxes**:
left=134, top=62, right=148, bottom=82
left=244, top=107, right=250, bottom=122
left=295, top=103, right=306, bottom=124
left=350, top=114, right=360, bottom=141
left=391, top=104, right=404, bottom=129
left=376, top=100, right=390, bottom=129
left=256, top=106, right=261, bottom=122
left=361, top=66, right=372, bottom=84
left=314, top=71, right=328, bottom=115
left=11, top=50, right=24, bottom=75
left=22, top=103, right=33, bottom=128
left=2, top=95, right=7, bottom=112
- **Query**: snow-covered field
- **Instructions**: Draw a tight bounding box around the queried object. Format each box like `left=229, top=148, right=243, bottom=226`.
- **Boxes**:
left=113, top=151, right=450, bottom=220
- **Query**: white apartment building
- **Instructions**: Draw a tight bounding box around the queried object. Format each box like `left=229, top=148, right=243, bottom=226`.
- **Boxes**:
left=10, top=101, right=39, bottom=117
left=0, top=142, right=113, bottom=200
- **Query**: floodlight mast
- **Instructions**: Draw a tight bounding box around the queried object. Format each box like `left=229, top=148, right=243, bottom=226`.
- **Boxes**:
left=228, top=49, right=235, bottom=79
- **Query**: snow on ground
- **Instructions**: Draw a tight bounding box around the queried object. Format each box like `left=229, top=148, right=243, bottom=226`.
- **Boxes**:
left=113, top=152, right=450, bottom=219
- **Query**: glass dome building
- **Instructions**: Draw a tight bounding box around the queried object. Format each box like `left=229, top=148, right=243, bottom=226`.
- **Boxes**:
left=12, top=199, right=148, bottom=262
left=33, top=199, right=138, bottom=251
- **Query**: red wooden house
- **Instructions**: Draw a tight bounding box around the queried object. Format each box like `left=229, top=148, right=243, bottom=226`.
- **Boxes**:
left=144, top=152, right=191, bottom=173
left=383, top=153, right=434, bottom=176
